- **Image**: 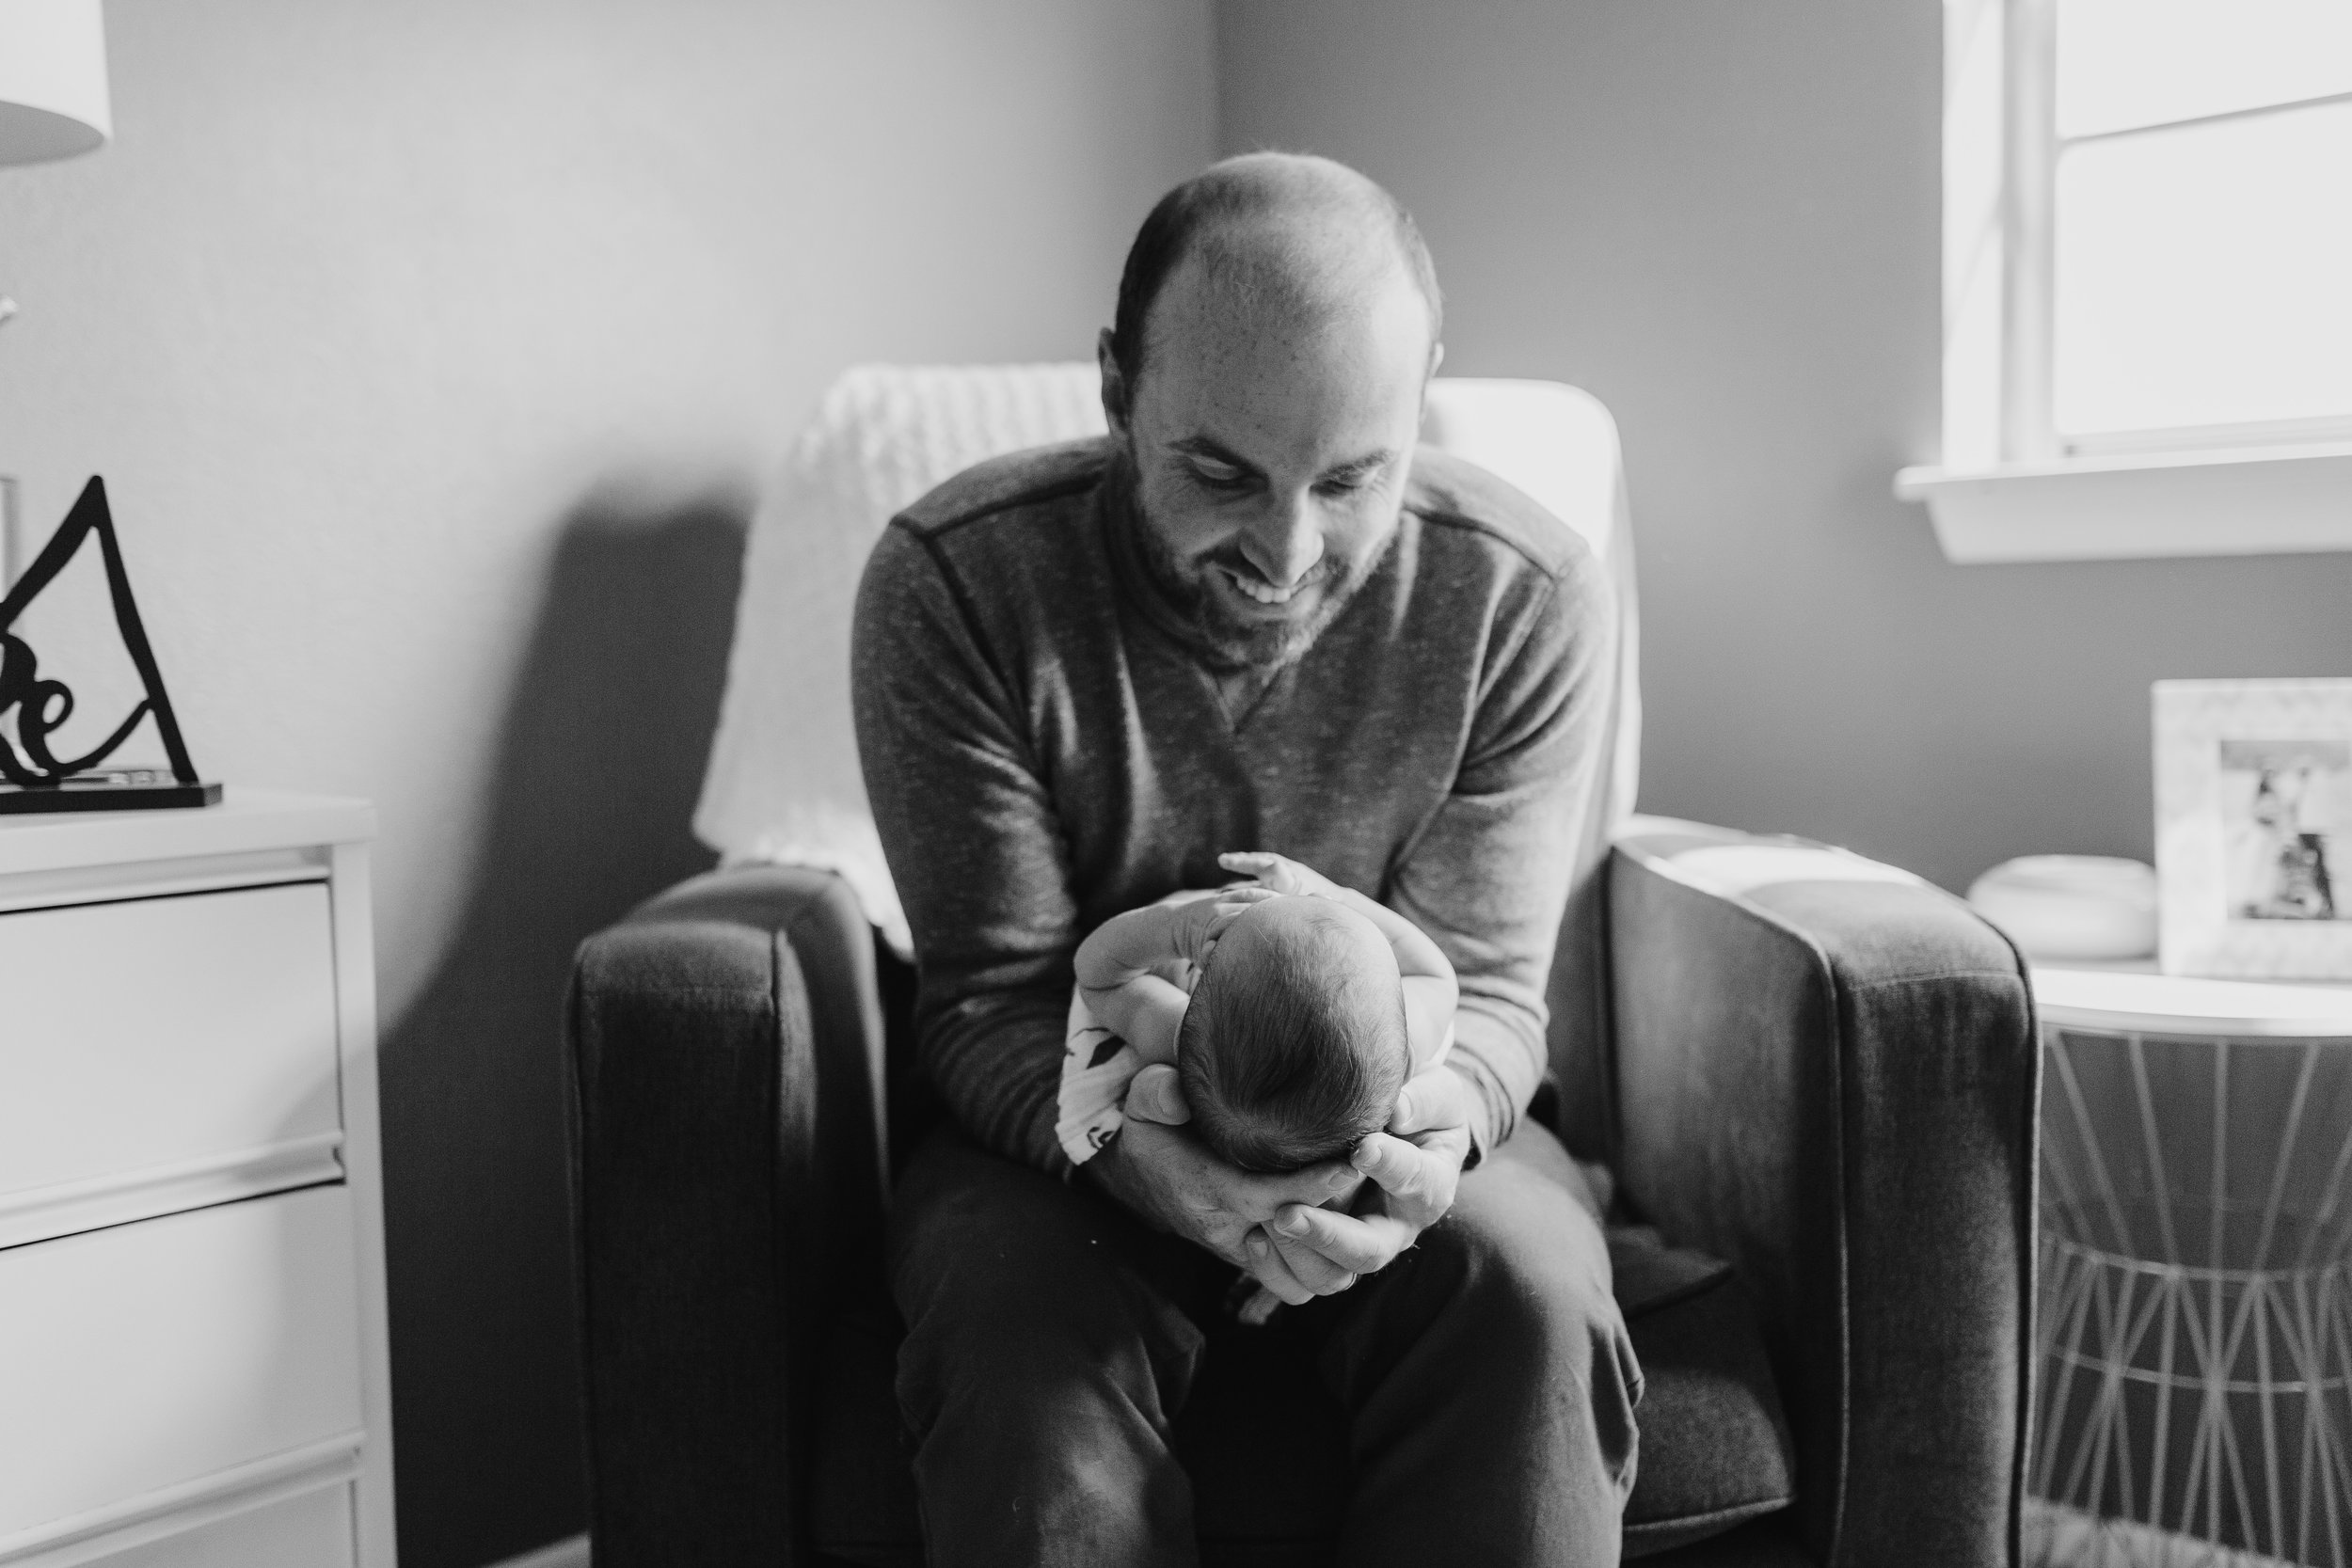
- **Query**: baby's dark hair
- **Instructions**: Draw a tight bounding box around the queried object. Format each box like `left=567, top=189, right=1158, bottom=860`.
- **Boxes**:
left=1177, top=901, right=1409, bottom=1173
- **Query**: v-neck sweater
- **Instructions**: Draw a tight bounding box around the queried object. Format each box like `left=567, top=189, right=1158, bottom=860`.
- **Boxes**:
left=852, top=436, right=1618, bottom=1177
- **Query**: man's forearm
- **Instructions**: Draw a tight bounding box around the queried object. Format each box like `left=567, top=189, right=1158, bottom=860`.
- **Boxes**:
left=855, top=524, right=1092, bottom=1179
left=1444, top=999, right=1546, bottom=1160
left=1388, top=541, right=1616, bottom=1163
left=918, top=990, right=1076, bottom=1176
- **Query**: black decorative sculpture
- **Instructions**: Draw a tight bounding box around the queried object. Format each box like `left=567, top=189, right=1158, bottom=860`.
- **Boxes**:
left=0, top=477, right=218, bottom=813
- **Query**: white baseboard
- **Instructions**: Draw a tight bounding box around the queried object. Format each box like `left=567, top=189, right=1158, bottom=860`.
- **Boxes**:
left=482, top=1533, right=589, bottom=1568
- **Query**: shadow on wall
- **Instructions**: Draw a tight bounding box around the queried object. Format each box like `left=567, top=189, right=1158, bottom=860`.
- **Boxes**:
left=377, top=478, right=750, bottom=1568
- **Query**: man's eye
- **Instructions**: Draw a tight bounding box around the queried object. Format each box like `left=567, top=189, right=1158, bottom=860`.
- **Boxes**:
left=1316, top=474, right=1371, bottom=498
left=1193, top=465, right=1252, bottom=491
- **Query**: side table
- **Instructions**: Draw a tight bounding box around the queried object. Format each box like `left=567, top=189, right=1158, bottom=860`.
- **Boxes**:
left=0, top=791, right=395, bottom=1568
left=2026, top=964, right=2352, bottom=1568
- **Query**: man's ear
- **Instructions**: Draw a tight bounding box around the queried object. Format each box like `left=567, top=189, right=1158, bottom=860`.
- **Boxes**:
left=1427, top=340, right=1446, bottom=380
left=1098, top=326, right=1131, bottom=436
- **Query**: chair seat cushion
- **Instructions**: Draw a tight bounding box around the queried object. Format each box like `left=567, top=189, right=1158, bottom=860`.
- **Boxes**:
left=1607, top=1227, right=1798, bottom=1557
left=810, top=1227, right=1794, bottom=1567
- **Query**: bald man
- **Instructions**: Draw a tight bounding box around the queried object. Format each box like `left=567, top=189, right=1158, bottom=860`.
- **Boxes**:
left=853, top=153, right=1637, bottom=1566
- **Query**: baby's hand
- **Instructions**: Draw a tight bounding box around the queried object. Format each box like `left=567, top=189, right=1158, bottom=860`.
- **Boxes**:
left=1206, top=885, right=1279, bottom=934
left=1218, top=850, right=1339, bottom=898
left=1175, top=885, right=1279, bottom=962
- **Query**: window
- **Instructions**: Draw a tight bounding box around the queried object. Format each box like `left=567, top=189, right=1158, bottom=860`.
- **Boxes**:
left=2046, top=0, right=2352, bottom=453
left=1900, top=0, right=2352, bottom=562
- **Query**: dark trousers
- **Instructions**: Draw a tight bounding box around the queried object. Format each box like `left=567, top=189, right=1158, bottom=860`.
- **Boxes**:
left=887, top=1120, right=1642, bottom=1567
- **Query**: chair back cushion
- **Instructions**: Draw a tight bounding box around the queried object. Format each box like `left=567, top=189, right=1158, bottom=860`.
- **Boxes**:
left=695, top=363, right=1109, bottom=958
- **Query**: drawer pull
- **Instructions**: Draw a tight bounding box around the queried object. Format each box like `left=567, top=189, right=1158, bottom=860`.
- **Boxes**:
left=0, top=850, right=326, bottom=917
left=0, top=1131, right=343, bottom=1251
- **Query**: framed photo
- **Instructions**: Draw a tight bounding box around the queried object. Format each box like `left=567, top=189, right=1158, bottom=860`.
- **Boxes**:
left=2155, top=678, right=2352, bottom=980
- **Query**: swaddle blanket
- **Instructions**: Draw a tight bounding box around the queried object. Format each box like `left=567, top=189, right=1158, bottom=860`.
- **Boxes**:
left=1057, top=889, right=1216, bottom=1165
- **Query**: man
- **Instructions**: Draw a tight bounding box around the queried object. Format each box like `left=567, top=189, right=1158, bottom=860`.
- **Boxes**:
left=853, top=152, right=1636, bottom=1566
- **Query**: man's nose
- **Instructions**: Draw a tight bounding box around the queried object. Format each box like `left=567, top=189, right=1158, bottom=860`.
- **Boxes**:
left=1237, top=492, right=1325, bottom=590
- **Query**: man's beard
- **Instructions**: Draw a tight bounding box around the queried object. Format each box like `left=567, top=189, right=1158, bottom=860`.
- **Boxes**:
left=1123, top=468, right=1372, bottom=672
left=1129, top=519, right=1366, bottom=671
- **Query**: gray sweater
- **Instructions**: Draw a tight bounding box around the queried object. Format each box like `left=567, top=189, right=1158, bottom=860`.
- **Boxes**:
left=852, top=436, right=1616, bottom=1177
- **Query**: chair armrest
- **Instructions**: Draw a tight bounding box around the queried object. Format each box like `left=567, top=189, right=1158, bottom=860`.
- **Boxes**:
left=1607, top=819, right=2036, bottom=1568
left=566, top=864, right=887, bottom=1567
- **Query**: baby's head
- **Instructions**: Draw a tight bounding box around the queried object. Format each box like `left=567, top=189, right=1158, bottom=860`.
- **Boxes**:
left=1177, top=895, right=1409, bottom=1173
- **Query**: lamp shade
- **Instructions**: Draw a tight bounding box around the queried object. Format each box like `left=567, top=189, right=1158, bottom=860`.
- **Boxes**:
left=0, top=0, right=111, bottom=166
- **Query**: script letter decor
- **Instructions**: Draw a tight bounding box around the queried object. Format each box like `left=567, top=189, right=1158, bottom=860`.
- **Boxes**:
left=0, top=477, right=219, bottom=813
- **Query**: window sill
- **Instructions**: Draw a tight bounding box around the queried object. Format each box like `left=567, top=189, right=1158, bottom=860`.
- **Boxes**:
left=1893, top=442, right=2352, bottom=564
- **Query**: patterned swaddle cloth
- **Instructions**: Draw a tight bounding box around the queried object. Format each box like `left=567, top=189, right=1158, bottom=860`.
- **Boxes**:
left=1055, top=888, right=1222, bottom=1167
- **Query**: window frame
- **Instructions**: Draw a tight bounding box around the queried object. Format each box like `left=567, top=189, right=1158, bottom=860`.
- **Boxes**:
left=1899, top=0, right=2352, bottom=562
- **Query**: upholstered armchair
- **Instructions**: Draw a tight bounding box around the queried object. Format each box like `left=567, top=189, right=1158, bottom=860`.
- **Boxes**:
left=565, top=371, right=2039, bottom=1567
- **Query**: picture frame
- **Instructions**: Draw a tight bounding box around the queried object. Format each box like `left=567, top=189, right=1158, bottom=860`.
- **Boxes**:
left=2155, top=677, right=2352, bottom=980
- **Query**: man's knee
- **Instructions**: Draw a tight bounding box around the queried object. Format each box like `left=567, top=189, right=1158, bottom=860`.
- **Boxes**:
left=1414, top=1172, right=1620, bottom=1358
left=889, top=1129, right=1204, bottom=1425
left=1322, top=1132, right=1642, bottom=1487
left=1416, top=1143, right=1644, bottom=1497
left=886, top=1131, right=1205, bottom=1563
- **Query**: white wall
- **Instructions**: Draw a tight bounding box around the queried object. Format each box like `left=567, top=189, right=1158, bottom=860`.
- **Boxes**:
left=0, top=3, right=1213, bottom=1562
left=1218, top=0, right=2352, bottom=889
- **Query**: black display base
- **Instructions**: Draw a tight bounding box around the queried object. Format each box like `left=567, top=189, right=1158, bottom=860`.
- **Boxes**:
left=0, top=773, right=224, bottom=814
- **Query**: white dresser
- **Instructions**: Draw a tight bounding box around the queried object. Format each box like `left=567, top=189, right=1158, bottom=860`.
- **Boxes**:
left=0, top=791, right=395, bottom=1568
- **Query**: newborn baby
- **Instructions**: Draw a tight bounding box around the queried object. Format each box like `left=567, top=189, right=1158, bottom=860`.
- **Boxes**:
left=1072, top=851, right=1457, bottom=1174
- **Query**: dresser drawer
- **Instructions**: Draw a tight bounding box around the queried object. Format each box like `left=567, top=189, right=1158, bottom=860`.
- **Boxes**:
left=55, top=1481, right=354, bottom=1568
left=0, top=1187, right=366, bottom=1555
left=0, top=883, right=342, bottom=1247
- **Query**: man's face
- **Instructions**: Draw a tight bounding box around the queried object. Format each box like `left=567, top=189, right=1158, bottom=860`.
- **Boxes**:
left=1104, top=255, right=1437, bottom=668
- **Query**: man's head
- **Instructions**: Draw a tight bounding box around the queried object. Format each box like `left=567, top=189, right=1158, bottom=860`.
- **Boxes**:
left=1177, top=895, right=1410, bottom=1174
left=1100, top=153, right=1444, bottom=669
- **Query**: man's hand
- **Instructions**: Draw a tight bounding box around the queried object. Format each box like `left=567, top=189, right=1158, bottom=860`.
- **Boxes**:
left=1263, top=1066, right=1479, bottom=1288
left=1121, top=1062, right=1194, bottom=1128
left=1082, top=1102, right=1360, bottom=1303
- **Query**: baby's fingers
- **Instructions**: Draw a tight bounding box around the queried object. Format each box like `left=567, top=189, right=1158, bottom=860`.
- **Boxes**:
left=1203, top=889, right=1277, bottom=939
left=1218, top=850, right=1311, bottom=894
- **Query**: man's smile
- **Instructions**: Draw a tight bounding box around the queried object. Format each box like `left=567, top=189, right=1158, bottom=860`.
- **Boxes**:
left=1216, top=560, right=1327, bottom=610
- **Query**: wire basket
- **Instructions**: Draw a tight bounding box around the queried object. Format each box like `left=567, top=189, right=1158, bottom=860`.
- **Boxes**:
left=2030, top=1021, right=2352, bottom=1568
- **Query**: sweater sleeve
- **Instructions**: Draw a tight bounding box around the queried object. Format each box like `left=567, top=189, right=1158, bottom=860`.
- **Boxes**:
left=1387, top=547, right=1619, bottom=1157
left=851, top=521, right=1077, bottom=1176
